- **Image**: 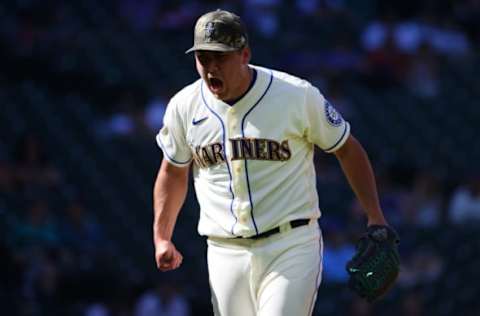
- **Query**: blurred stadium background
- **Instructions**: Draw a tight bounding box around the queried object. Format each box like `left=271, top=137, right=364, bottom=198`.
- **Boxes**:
left=1, top=0, right=479, bottom=315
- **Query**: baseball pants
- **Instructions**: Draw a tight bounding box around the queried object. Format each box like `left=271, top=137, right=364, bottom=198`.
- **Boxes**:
left=207, top=220, right=323, bottom=316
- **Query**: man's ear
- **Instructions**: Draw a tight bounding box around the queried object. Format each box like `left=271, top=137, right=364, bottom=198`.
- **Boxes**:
left=241, top=47, right=251, bottom=64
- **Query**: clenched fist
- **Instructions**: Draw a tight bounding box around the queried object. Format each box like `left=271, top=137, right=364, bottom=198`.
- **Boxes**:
left=155, top=239, right=183, bottom=271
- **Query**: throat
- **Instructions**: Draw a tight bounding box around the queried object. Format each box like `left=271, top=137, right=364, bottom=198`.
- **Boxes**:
left=225, top=68, right=257, bottom=106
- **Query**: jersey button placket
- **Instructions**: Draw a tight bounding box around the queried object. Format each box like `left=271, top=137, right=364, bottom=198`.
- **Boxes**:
left=228, top=107, right=248, bottom=226
left=232, top=163, right=244, bottom=194
left=239, top=211, right=249, bottom=224
left=230, top=117, right=238, bottom=132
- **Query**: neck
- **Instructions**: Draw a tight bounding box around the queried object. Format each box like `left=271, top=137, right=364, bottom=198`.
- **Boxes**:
left=225, top=66, right=253, bottom=103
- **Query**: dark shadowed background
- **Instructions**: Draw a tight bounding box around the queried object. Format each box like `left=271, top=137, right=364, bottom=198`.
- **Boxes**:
left=1, top=0, right=479, bottom=315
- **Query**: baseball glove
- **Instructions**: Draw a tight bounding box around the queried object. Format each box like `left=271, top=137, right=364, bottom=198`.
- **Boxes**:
left=346, top=225, right=400, bottom=302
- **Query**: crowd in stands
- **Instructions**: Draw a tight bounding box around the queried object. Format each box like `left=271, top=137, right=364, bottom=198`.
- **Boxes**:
left=1, top=0, right=480, bottom=315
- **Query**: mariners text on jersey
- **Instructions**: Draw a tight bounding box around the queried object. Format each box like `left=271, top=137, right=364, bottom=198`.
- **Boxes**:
left=193, top=138, right=291, bottom=168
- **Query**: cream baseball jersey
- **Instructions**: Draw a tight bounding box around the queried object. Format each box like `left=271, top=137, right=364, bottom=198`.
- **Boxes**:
left=156, top=65, right=350, bottom=238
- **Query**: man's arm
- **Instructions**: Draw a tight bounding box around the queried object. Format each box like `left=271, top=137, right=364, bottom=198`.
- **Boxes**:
left=153, top=159, right=190, bottom=271
left=334, top=135, right=387, bottom=226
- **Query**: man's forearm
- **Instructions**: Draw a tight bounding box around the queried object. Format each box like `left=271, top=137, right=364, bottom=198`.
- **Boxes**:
left=153, top=160, right=189, bottom=242
left=334, top=136, right=387, bottom=225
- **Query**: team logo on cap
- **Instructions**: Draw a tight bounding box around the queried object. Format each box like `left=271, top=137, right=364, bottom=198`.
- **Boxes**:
left=205, top=22, right=216, bottom=42
left=325, top=100, right=343, bottom=126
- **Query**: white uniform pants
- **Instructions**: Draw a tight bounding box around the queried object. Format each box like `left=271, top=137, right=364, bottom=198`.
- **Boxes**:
left=207, top=220, right=323, bottom=316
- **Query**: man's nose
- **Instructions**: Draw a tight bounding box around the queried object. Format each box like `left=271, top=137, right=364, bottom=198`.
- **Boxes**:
left=205, top=59, right=219, bottom=72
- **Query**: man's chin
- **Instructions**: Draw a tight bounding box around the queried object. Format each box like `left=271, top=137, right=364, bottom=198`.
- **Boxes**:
left=208, top=87, right=226, bottom=100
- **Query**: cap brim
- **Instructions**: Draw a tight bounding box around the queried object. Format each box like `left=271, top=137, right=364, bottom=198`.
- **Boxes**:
left=185, top=43, right=239, bottom=54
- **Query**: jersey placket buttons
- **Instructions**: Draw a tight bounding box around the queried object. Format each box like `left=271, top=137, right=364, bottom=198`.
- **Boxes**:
left=230, top=117, right=238, bottom=130
left=233, top=164, right=248, bottom=225
left=239, top=211, right=249, bottom=224
left=228, top=107, right=249, bottom=226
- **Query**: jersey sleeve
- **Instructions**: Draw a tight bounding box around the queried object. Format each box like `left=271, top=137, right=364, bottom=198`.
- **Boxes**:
left=155, top=99, right=192, bottom=167
left=304, top=84, right=350, bottom=153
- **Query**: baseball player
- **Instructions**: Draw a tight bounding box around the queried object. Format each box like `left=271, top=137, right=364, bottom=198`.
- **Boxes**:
left=153, top=9, right=391, bottom=316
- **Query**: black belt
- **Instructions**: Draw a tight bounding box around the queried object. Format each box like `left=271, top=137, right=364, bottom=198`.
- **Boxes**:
left=236, top=219, right=311, bottom=240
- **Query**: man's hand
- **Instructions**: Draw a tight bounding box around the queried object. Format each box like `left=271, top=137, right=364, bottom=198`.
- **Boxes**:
left=155, top=239, right=183, bottom=271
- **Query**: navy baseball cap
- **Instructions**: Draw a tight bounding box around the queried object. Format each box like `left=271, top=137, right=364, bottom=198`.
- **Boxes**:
left=185, top=9, right=248, bottom=54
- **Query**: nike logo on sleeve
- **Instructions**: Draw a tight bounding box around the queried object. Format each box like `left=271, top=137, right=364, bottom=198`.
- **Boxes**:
left=192, top=116, right=208, bottom=125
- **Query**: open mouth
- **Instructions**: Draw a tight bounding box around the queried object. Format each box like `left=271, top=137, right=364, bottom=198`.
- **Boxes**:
left=208, top=77, right=223, bottom=93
